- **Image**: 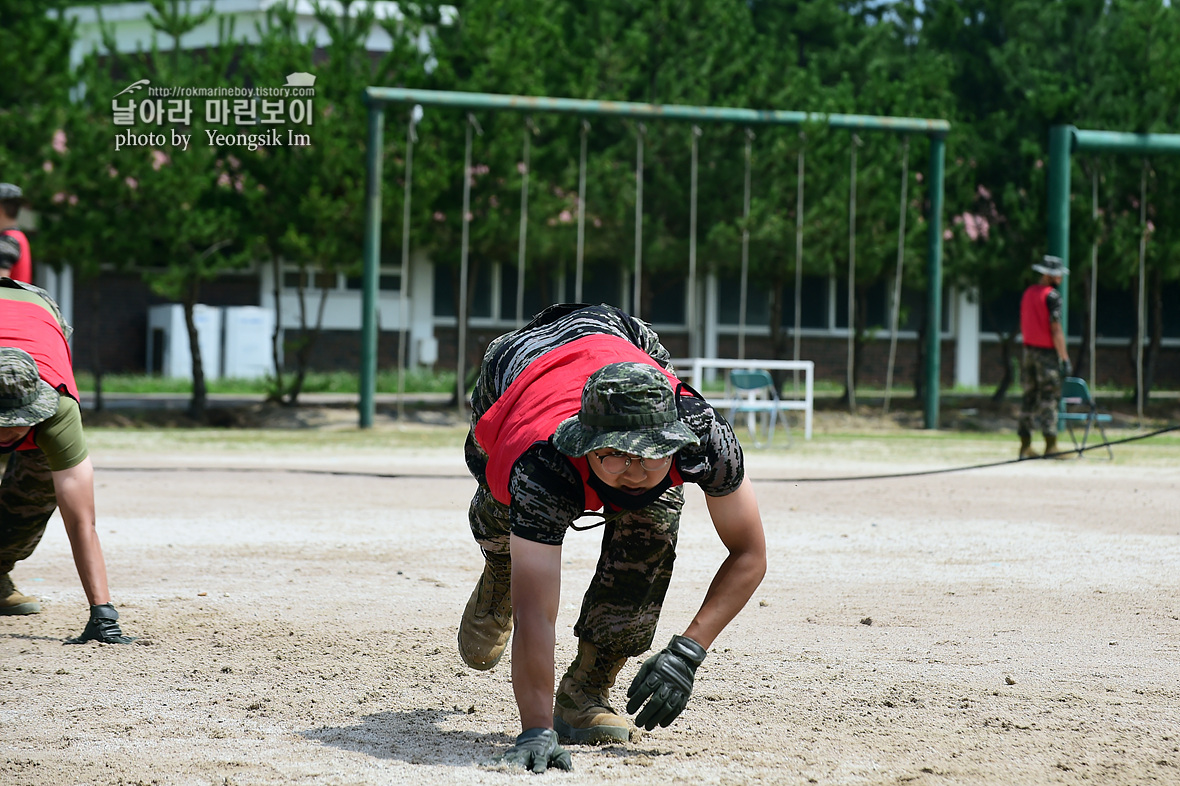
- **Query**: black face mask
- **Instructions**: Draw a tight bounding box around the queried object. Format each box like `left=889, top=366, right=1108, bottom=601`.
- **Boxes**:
left=0, top=438, right=24, bottom=454
left=586, top=465, right=675, bottom=511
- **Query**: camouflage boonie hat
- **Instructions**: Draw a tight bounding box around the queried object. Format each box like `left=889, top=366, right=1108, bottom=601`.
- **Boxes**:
left=1032, top=255, right=1068, bottom=276
left=0, top=347, right=60, bottom=427
left=552, top=362, right=700, bottom=459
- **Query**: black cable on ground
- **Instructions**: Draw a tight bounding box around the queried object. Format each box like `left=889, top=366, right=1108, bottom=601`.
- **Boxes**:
left=95, top=424, right=1179, bottom=484
left=758, top=423, right=1180, bottom=483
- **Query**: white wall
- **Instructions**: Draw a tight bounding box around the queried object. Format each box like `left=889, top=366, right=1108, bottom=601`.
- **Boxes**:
left=257, top=251, right=435, bottom=368
left=954, top=287, right=981, bottom=388
left=65, top=1, right=457, bottom=67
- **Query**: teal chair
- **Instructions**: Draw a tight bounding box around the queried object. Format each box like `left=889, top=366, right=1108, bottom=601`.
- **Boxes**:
left=1058, top=377, right=1114, bottom=459
left=727, top=369, right=790, bottom=447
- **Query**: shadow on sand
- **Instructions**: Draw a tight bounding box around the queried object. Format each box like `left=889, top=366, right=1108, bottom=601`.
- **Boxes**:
left=302, top=708, right=665, bottom=769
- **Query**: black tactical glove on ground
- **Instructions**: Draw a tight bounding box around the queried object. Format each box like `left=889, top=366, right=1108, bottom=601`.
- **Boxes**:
left=68, top=604, right=136, bottom=644
left=497, top=728, right=572, bottom=773
left=626, top=634, right=706, bottom=730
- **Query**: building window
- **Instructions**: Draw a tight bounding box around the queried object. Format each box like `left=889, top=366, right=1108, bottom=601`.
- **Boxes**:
left=283, top=266, right=401, bottom=293
left=560, top=265, right=626, bottom=312
left=719, top=274, right=830, bottom=329
left=434, top=262, right=493, bottom=318
left=345, top=273, right=402, bottom=292
left=717, top=274, right=770, bottom=326
left=499, top=264, right=552, bottom=321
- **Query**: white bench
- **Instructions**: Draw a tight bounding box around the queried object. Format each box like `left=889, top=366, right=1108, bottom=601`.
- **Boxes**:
left=672, top=358, right=814, bottom=441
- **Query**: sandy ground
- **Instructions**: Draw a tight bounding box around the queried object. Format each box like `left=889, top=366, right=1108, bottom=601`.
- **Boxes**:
left=2, top=419, right=1179, bottom=786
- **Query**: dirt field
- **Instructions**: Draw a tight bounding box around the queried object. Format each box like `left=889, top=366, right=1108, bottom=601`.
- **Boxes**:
left=3, top=414, right=1179, bottom=785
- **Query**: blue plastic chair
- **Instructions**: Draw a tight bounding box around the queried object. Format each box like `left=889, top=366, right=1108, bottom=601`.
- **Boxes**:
left=727, top=369, right=790, bottom=447
left=1058, top=376, right=1114, bottom=459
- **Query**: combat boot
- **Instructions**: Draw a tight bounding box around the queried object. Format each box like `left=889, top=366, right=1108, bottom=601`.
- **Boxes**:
left=1018, top=431, right=1038, bottom=460
left=0, top=573, right=41, bottom=615
left=1043, top=434, right=1072, bottom=459
left=457, top=553, right=512, bottom=670
left=553, top=640, right=635, bottom=744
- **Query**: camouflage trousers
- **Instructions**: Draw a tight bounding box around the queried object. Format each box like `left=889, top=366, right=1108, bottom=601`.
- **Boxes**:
left=467, top=479, right=682, bottom=661
left=0, top=450, right=59, bottom=575
left=1018, top=346, right=1062, bottom=437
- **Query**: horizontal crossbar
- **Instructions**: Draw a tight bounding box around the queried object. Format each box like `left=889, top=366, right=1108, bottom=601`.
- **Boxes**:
left=364, top=87, right=951, bottom=135
left=1072, top=128, right=1180, bottom=155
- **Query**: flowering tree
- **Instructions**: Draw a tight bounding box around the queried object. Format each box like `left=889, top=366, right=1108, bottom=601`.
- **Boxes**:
left=78, top=0, right=250, bottom=419
left=238, top=1, right=437, bottom=404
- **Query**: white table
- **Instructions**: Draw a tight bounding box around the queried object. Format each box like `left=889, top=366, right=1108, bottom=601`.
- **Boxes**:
left=673, top=358, right=814, bottom=441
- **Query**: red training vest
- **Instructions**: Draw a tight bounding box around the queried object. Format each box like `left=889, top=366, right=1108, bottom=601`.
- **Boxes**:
left=0, top=291, right=79, bottom=452
left=474, top=333, right=685, bottom=510
left=1020, top=284, right=1056, bottom=349
left=1, top=229, right=33, bottom=283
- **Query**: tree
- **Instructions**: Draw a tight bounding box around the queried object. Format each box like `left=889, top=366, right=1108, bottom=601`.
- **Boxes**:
left=0, top=1, right=77, bottom=179
left=240, top=1, right=412, bottom=404
left=91, top=0, right=251, bottom=419
left=14, top=3, right=133, bottom=412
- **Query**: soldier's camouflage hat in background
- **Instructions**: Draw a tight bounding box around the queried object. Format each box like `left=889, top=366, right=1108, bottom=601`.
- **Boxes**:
left=1032, top=255, right=1068, bottom=276
left=552, top=362, right=700, bottom=459
left=0, top=347, right=60, bottom=428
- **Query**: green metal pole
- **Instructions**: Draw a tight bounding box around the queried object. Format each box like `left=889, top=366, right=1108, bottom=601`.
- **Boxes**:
left=360, top=102, right=386, bottom=428
left=364, top=88, right=950, bottom=135
left=1047, top=125, right=1074, bottom=328
left=1072, top=129, right=1180, bottom=155
left=924, top=134, right=945, bottom=429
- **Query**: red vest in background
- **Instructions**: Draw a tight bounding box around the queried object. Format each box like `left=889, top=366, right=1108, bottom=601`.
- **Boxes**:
left=474, top=333, right=684, bottom=510
left=1, top=229, right=33, bottom=283
left=1020, top=283, right=1056, bottom=349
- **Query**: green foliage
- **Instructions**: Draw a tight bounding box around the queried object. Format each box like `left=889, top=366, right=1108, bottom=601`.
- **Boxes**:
left=3, top=0, right=1179, bottom=408
left=0, top=2, right=76, bottom=184
left=74, top=368, right=456, bottom=395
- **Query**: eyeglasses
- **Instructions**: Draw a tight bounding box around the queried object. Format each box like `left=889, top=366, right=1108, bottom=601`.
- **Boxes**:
left=594, top=453, right=672, bottom=475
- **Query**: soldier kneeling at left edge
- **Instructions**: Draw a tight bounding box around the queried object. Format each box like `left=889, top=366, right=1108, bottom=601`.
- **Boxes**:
left=0, top=276, right=134, bottom=644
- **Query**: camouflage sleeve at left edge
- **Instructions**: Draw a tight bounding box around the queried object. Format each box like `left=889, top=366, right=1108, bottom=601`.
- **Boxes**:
left=507, top=444, right=586, bottom=546
left=676, top=397, right=744, bottom=496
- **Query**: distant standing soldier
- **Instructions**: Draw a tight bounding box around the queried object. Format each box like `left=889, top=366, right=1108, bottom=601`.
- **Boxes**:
left=459, top=303, right=766, bottom=773
left=0, top=278, right=135, bottom=643
left=0, top=183, right=34, bottom=283
left=1018, top=255, right=1072, bottom=459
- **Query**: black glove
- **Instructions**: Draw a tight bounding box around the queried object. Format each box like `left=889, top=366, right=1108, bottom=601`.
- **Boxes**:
left=67, top=604, right=136, bottom=644
left=1060, top=358, right=1072, bottom=377
left=626, top=634, right=706, bottom=730
left=497, top=728, right=572, bottom=773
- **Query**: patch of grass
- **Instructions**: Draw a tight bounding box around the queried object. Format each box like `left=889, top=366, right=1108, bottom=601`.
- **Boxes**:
left=74, top=369, right=456, bottom=395
left=86, top=424, right=470, bottom=453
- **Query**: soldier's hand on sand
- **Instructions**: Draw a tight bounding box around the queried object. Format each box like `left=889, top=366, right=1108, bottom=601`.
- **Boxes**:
left=67, top=603, right=136, bottom=644
left=497, top=728, right=573, bottom=773
left=626, top=635, right=706, bottom=730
